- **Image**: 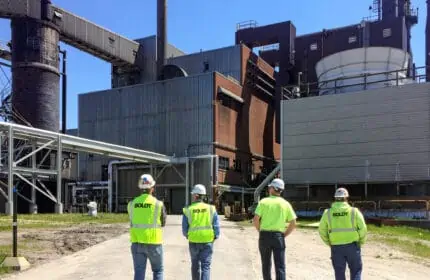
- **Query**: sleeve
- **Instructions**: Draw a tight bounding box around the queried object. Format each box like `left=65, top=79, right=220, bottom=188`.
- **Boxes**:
left=160, top=202, right=167, bottom=227
left=318, top=209, right=330, bottom=246
left=285, top=202, right=297, bottom=222
left=212, top=207, right=220, bottom=239
left=182, top=213, right=189, bottom=238
left=254, top=202, right=262, bottom=217
left=355, top=208, right=368, bottom=246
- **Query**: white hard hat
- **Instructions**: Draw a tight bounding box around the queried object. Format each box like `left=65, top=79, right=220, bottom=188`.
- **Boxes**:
left=268, top=178, right=285, bottom=191
left=138, top=174, right=156, bottom=189
left=334, top=187, right=349, bottom=198
left=191, top=184, right=206, bottom=195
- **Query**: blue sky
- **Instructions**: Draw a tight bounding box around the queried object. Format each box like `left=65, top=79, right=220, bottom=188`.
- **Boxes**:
left=0, top=0, right=427, bottom=129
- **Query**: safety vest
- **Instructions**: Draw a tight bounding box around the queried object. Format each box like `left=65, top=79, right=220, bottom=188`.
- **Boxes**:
left=128, top=194, right=163, bottom=244
left=327, top=205, right=359, bottom=245
left=183, top=202, right=215, bottom=243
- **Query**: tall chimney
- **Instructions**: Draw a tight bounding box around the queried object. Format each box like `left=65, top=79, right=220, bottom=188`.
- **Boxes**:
left=427, top=0, right=430, bottom=81
left=157, top=0, right=167, bottom=80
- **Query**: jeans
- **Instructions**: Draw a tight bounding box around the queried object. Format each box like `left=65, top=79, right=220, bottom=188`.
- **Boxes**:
left=331, top=242, right=362, bottom=280
left=189, top=242, right=214, bottom=280
left=131, top=243, right=163, bottom=280
left=258, top=231, right=286, bottom=280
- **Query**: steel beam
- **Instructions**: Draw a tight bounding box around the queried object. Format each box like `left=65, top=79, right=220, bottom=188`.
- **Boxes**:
left=15, top=173, right=57, bottom=203
left=6, top=125, right=13, bottom=215
left=56, top=135, right=62, bottom=213
left=30, top=142, right=37, bottom=214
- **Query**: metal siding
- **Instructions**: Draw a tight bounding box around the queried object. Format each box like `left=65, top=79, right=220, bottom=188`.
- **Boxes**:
left=168, top=45, right=241, bottom=83
left=282, top=83, right=430, bottom=184
left=54, top=7, right=139, bottom=65
left=78, top=73, right=214, bottom=180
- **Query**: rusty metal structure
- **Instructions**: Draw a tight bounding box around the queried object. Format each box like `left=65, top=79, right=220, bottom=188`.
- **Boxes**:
left=236, top=0, right=419, bottom=142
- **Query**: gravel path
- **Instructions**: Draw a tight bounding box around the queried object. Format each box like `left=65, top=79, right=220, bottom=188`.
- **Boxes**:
left=2, top=216, right=430, bottom=280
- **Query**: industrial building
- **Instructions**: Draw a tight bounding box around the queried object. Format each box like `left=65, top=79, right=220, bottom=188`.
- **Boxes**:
left=1, top=0, right=430, bottom=217
left=79, top=40, right=280, bottom=214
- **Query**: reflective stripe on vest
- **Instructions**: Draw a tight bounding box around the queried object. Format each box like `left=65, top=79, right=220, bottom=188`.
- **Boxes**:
left=185, top=205, right=214, bottom=232
left=327, top=207, right=356, bottom=233
left=129, top=200, right=162, bottom=229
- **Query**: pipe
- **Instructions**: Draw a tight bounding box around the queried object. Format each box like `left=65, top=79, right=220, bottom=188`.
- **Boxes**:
left=426, top=0, right=430, bottom=81
left=60, top=49, right=67, bottom=134
left=107, top=160, right=134, bottom=212
left=156, top=0, right=167, bottom=80
left=253, top=164, right=281, bottom=203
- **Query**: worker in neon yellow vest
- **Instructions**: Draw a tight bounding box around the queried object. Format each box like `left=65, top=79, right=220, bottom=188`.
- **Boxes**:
left=253, top=178, right=297, bottom=280
left=318, top=187, right=367, bottom=280
left=128, top=174, right=167, bottom=280
left=182, top=184, right=220, bottom=280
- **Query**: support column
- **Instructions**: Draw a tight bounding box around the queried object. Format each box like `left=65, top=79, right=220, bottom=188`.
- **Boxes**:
left=191, top=160, right=194, bottom=190
left=396, top=182, right=400, bottom=196
left=29, top=142, right=37, bottom=214
left=6, top=126, right=13, bottom=215
left=185, top=158, right=189, bottom=205
left=307, top=184, right=310, bottom=201
left=55, top=136, right=63, bottom=214
left=115, top=167, right=119, bottom=213
left=364, top=182, right=368, bottom=199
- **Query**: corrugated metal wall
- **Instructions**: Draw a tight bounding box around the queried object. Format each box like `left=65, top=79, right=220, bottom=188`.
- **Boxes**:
left=168, top=45, right=241, bottom=83
left=282, top=83, right=430, bottom=184
left=79, top=73, right=214, bottom=180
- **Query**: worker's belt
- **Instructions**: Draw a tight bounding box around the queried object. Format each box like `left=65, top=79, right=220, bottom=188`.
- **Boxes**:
left=327, top=207, right=357, bottom=233
left=129, top=201, right=162, bottom=229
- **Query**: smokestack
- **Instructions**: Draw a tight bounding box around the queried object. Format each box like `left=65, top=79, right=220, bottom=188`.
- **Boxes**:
left=157, top=0, right=167, bottom=80
left=427, top=0, right=430, bottom=81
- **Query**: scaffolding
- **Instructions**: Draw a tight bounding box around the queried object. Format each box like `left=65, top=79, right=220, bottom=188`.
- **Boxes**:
left=0, top=121, right=186, bottom=215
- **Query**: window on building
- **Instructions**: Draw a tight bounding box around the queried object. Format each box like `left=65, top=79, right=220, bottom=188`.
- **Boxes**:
left=348, top=36, right=357, bottom=43
left=219, top=157, right=230, bottom=170
left=203, top=61, right=209, bottom=72
left=310, top=43, right=318, bottom=51
left=383, top=28, right=392, bottom=38
left=233, top=159, right=242, bottom=172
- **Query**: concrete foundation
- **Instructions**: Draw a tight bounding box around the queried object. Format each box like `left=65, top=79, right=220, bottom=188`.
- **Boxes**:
left=29, top=203, right=38, bottom=214
left=5, top=202, right=12, bottom=215
left=55, top=203, right=63, bottom=214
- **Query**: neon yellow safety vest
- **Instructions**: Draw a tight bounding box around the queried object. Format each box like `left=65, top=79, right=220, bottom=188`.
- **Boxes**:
left=183, top=202, right=215, bottom=243
left=128, top=194, right=163, bottom=244
left=327, top=206, right=359, bottom=245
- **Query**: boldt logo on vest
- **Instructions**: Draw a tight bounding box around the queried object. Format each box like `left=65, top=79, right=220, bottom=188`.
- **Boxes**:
left=333, top=212, right=348, bottom=217
left=134, top=203, right=152, bottom=208
left=192, top=208, right=207, bottom=214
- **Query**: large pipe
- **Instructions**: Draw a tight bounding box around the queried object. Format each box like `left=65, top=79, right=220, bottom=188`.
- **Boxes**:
left=156, top=0, right=167, bottom=80
left=426, top=0, right=430, bottom=81
left=11, top=0, right=60, bottom=131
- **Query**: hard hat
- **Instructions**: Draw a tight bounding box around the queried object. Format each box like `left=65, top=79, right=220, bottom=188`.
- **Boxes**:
left=268, top=178, right=285, bottom=191
left=191, top=184, right=206, bottom=195
left=334, top=187, right=349, bottom=198
left=138, top=174, right=155, bottom=189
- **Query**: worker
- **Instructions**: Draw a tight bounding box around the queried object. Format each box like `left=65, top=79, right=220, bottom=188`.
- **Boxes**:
left=128, top=174, right=167, bottom=280
left=182, top=184, right=220, bottom=280
left=253, top=178, right=297, bottom=280
left=318, top=187, right=367, bottom=280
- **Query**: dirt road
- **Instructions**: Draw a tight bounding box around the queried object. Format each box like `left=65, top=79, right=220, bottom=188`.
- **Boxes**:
left=2, top=216, right=430, bottom=280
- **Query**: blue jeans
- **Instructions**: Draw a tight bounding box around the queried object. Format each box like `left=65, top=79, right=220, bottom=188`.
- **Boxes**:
left=131, top=243, right=163, bottom=280
left=189, top=242, right=214, bottom=280
left=258, top=231, right=286, bottom=280
left=331, top=242, right=362, bottom=280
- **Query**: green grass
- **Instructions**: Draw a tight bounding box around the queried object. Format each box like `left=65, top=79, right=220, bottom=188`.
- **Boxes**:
left=0, top=213, right=129, bottom=231
left=234, top=218, right=430, bottom=259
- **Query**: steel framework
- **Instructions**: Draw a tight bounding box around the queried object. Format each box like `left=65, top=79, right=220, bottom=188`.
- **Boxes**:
left=0, top=121, right=185, bottom=215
